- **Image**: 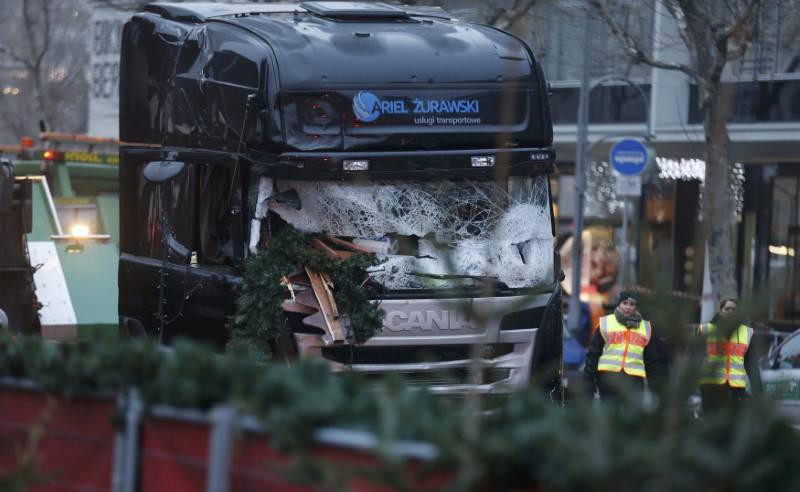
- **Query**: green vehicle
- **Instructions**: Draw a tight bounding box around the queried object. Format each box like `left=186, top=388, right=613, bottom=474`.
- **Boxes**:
left=0, top=134, right=120, bottom=340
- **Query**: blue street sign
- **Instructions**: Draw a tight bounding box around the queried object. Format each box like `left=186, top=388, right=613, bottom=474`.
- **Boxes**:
left=610, top=139, right=648, bottom=176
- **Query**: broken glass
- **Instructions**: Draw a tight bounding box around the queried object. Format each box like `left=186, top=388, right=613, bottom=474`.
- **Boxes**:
left=266, top=175, right=553, bottom=289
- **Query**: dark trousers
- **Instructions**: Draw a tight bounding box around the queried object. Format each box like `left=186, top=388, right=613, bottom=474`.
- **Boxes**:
left=597, top=371, right=645, bottom=405
left=700, top=384, right=748, bottom=414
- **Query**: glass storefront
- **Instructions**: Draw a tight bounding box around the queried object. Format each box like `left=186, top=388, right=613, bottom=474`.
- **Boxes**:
left=766, top=171, right=800, bottom=322
left=554, top=159, right=706, bottom=320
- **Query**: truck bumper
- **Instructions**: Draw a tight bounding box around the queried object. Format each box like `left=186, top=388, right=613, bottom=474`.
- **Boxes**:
left=293, top=292, right=559, bottom=394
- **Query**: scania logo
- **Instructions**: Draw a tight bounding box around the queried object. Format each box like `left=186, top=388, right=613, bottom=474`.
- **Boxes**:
left=352, top=91, right=381, bottom=122
left=384, top=310, right=474, bottom=332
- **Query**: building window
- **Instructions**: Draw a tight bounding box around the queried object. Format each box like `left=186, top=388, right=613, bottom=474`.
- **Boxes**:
left=688, top=81, right=800, bottom=123
left=529, top=0, right=655, bottom=83
left=769, top=174, right=800, bottom=321
left=551, top=84, right=652, bottom=124
left=737, top=1, right=800, bottom=79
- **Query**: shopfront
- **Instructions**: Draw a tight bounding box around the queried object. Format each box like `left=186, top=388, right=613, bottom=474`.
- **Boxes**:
left=743, top=164, right=800, bottom=329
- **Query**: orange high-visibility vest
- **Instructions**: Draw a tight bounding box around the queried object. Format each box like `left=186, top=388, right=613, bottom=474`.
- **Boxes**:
left=699, top=323, right=752, bottom=388
left=597, top=314, right=652, bottom=378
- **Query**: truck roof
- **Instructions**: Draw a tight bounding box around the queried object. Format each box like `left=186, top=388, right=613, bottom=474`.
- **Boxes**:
left=142, top=2, right=534, bottom=89
left=144, top=2, right=452, bottom=22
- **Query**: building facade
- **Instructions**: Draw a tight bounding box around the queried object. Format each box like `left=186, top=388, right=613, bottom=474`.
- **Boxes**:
left=525, top=0, right=800, bottom=326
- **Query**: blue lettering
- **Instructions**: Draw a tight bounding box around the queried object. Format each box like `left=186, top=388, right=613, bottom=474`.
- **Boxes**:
left=409, top=98, right=481, bottom=114
left=393, top=100, right=408, bottom=113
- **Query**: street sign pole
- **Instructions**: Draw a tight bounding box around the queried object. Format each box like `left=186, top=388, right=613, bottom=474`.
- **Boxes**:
left=610, top=139, right=649, bottom=289
left=567, top=12, right=593, bottom=334
left=619, top=199, right=629, bottom=288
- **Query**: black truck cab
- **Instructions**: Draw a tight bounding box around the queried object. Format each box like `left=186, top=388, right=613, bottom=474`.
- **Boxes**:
left=118, top=2, right=562, bottom=395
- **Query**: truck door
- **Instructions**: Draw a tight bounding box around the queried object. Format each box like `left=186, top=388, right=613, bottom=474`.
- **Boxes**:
left=119, top=159, right=244, bottom=347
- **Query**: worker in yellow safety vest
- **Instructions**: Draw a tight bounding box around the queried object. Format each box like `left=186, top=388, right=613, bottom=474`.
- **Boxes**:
left=697, top=298, right=761, bottom=412
left=583, top=291, right=669, bottom=403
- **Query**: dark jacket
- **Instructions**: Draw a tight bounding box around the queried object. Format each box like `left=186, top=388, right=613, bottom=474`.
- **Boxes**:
left=583, top=317, right=670, bottom=393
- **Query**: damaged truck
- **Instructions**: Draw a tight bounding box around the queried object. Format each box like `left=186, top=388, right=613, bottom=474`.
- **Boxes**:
left=118, top=2, right=562, bottom=395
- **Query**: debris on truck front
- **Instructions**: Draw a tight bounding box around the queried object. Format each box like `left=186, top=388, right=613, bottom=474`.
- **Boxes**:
left=230, top=225, right=385, bottom=359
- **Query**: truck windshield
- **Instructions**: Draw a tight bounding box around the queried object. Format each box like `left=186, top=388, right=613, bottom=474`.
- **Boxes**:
left=268, top=174, right=553, bottom=290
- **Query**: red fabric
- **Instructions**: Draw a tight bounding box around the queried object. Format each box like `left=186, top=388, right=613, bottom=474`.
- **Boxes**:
left=0, top=387, right=116, bottom=492
left=140, top=416, right=209, bottom=491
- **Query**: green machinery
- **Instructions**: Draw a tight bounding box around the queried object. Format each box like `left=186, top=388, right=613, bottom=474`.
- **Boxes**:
left=1, top=134, right=120, bottom=339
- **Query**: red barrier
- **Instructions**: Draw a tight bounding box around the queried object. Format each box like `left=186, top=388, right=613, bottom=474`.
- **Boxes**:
left=140, top=415, right=209, bottom=491
left=0, top=386, right=117, bottom=492
left=230, top=430, right=450, bottom=491
left=1, top=385, right=452, bottom=491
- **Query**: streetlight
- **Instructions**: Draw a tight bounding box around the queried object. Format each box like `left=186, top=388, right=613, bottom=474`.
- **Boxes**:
left=566, top=32, right=654, bottom=335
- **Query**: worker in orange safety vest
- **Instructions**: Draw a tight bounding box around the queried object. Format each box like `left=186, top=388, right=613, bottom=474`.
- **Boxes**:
left=583, top=291, right=669, bottom=403
left=697, top=298, right=761, bottom=413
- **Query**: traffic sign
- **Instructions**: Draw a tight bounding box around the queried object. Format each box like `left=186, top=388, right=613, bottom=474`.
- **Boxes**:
left=610, top=139, right=648, bottom=176
left=615, top=175, right=641, bottom=197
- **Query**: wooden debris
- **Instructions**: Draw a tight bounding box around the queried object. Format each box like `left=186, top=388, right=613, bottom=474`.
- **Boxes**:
left=294, top=289, right=320, bottom=310
left=280, top=300, right=317, bottom=315
left=325, top=235, right=374, bottom=254
left=280, top=236, right=369, bottom=342
left=311, top=237, right=340, bottom=260
left=287, top=271, right=311, bottom=286
left=301, top=311, right=326, bottom=330
left=311, top=237, right=354, bottom=260
left=280, top=275, right=296, bottom=300
left=306, top=268, right=345, bottom=344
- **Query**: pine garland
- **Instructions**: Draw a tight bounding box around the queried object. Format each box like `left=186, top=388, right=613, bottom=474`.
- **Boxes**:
left=2, top=334, right=800, bottom=492
left=229, top=225, right=384, bottom=359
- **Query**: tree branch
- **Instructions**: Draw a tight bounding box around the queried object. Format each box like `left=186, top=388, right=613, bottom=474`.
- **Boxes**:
left=21, top=0, right=40, bottom=70
left=487, top=0, right=535, bottom=30
left=37, top=0, right=52, bottom=69
left=724, top=1, right=758, bottom=38
left=0, top=44, right=27, bottom=66
left=587, top=0, right=698, bottom=80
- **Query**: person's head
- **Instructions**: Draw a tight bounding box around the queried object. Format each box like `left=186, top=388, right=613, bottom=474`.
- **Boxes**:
left=718, top=298, right=738, bottom=316
left=617, top=291, right=638, bottom=316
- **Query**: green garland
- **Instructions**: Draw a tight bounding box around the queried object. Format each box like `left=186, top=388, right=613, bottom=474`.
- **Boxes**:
left=229, top=225, right=385, bottom=359
left=2, top=334, right=800, bottom=491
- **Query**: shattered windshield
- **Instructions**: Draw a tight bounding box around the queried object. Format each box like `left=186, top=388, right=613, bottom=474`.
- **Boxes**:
left=267, top=175, right=554, bottom=290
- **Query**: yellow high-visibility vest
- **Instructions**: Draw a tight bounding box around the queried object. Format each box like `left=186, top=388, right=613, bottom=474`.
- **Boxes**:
left=699, top=323, right=752, bottom=388
left=597, top=314, right=652, bottom=378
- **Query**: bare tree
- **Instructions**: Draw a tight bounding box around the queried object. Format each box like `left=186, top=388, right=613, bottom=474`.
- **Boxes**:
left=483, top=0, right=538, bottom=31
left=1, top=0, right=52, bottom=132
left=0, top=0, right=90, bottom=141
left=588, top=0, right=764, bottom=301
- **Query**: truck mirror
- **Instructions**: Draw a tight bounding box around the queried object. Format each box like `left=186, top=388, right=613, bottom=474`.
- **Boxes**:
left=143, top=161, right=186, bottom=184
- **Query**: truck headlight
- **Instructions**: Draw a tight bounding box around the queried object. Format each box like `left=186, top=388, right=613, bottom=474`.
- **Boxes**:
left=471, top=156, right=495, bottom=167
left=343, top=160, right=369, bottom=171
